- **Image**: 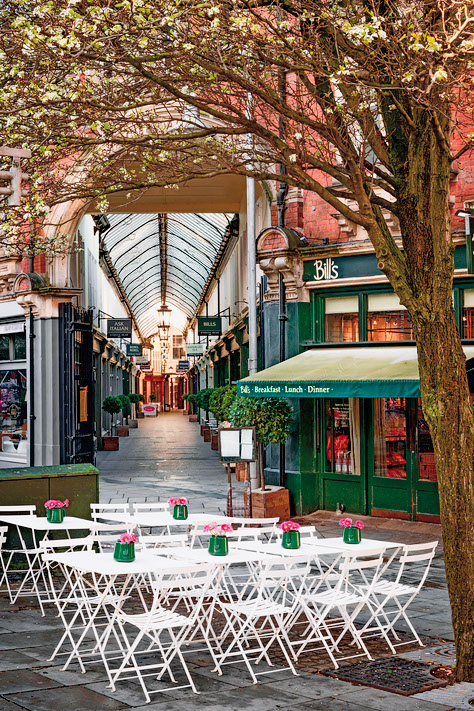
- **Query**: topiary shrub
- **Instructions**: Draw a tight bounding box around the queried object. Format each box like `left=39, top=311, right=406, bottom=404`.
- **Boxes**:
left=209, top=385, right=237, bottom=421
left=228, top=396, right=293, bottom=489
left=128, top=393, right=140, bottom=404
left=138, top=394, right=145, bottom=402
left=102, top=396, right=122, bottom=435
left=149, top=393, right=157, bottom=402
left=118, top=394, right=131, bottom=409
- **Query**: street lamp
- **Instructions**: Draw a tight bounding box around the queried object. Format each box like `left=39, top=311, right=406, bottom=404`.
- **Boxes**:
left=157, top=305, right=172, bottom=330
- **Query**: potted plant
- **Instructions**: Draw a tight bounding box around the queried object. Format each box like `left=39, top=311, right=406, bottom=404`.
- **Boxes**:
left=228, top=396, right=293, bottom=520
left=339, top=518, right=364, bottom=544
left=186, top=393, right=198, bottom=421
left=44, top=498, right=69, bottom=523
left=128, top=393, right=140, bottom=428
left=101, top=396, right=122, bottom=450
left=279, top=520, right=301, bottom=549
left=117, top=394, right=131, bottom=435
left=114, top=532, right=138, bottom=562
left=168, top=496, right=188, bottom=520
left=137, top=393, right=145, bottom=418
left=149, top=392, right=157, bottom=402
left=203, top=522, right=234, bottom=556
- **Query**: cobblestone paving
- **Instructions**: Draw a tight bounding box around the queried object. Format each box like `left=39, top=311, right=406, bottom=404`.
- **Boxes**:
left=0, top=413, right=463, bottom=710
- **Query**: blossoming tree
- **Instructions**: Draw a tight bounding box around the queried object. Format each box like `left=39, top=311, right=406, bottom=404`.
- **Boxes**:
left=1, top=0, right=474, bottom=678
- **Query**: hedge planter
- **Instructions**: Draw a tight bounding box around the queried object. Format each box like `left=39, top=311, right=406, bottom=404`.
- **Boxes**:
left=189, top=414, right=198, bottom=422
left=235, top=462, right=247, bottom=482
left=46, top=507, right=65, bottom=524
left=137, top=412, right=145, bottom=419
left=117, top=425, right=129, bottom=437
left=102, top=436, right=119, bottom=451
left=114, top=542, right=135, bottom=562
left=250, top=486, right=290, bottom=523
left=203, top=426, right=211, bottom=443
left=208, top=536, right=228, bottom=556
left=211, top=432, right=219, bottom=450
left=129, top=420, right=138, bottom=429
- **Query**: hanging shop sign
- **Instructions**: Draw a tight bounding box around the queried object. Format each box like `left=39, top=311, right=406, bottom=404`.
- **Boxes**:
left=139, top=362, right=151, bottom=370
left=126, top=343, right=143, bottom=357
left=107, top=318, right=132, bottom=339
left=177, top=360, right=190, bottom=371
left=198, top=317, right=222, bottom=335
left=186, top=343, right=204, bottom=356
left=303, top=245, right=468, bottom=283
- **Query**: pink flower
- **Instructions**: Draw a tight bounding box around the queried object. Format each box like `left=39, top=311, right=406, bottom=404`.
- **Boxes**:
left=355, top=520, right=364, bottom=529
left=178, top=498, right=187, bottom=505
left=44, top=499, right=68, bottom=509
left=119, top=533, right=137, bottom=544
left=339, top=518, right=353, bottom=528
left=279, top=520, right=295, bottom=531
left=338, top=518, right=345, bottom=527
left=64, top=499, right=69, bottom=508
left=168, top=497, right=178, bottom=505
left=220, top=523, right=233, bottom=533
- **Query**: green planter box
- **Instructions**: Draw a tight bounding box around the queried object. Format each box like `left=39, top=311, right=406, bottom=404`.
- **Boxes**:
left=0, top=464, right=99, bottom=547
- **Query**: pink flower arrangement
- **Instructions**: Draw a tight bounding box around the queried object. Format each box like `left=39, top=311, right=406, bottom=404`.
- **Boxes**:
left=279, top=521, right=300, bottom=532
left=44, top=499, right=69, bottom=509
left=203, top=522, right=234, bottom=536
left=339, top=518, right=364, bottom=529
left=168, top=497, right=187, bottom=505
left=119, top=533, right=137, bottom=545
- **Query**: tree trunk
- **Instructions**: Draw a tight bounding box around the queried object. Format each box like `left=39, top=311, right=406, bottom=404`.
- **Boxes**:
left=387, top=106, right=474, bottom=680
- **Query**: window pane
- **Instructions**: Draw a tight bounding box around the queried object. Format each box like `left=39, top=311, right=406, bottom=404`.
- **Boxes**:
left=374, top=398, right=407, bottom=478
left=418, top=400, right=437, bottom=482
left=325, top=399, right=359, bottom=474
left=13, top=333, right=26, bottom=360
left=325, top=313, right=359, bottom=342
left=0, top=369, right=28, bottom=458
left=0, top=336, right=10, bottom=361
left=367, top=311, right=413, bottom=341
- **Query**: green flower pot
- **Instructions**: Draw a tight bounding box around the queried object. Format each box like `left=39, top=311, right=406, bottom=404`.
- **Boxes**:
left=173, top=504, right=188, bottom=520
left=208, top=535, right=228, bottom=556
left=114, top=542, right=135, bottom=562
left=46, top=507, right=65, bottom=523
left=343, top=526, right=361, bottom=544
left=281, top=530, right=301, bottom=549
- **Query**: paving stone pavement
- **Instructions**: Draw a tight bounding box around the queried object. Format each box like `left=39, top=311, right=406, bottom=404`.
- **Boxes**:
left=0, top=412, right=467, bottom=710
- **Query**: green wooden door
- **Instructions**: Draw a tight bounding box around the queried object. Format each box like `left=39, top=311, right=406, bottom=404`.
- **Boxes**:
left=368, top=398, right=440, bottom=521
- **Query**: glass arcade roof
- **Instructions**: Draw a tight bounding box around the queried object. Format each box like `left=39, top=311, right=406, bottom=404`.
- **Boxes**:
left=102, top=212, right=232, bottom=337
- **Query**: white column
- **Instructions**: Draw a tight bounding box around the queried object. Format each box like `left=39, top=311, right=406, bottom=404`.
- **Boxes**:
left=246, top=174, right=259, bottom=488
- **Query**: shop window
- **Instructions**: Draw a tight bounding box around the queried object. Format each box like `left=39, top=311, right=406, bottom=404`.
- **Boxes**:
left=418, top=400, right=437, bottom=482
left=325, top=398, right=360, bottom=474
left=367, top=293, right=413, bottom=341
left=373, top=398, right=407, bottom=478
left=13, top=333, right=26, bottom=360
left=0, top=369, right=27, bottom=461
left=462, top=289, right=474, bottom=338
left=0, top=333, right=27, bottom=361
left=324, top=295, right=359, bottom=342
left=0, top=337, right=9, bottom=361
left=172, top=335, right=185, bottom=360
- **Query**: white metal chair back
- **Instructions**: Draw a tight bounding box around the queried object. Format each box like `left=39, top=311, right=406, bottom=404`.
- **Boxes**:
left=231, top=516, right=279, bottom=526
left=275, top=525, right=318, bottom=540
left=228, top=524, right=277, bottom=542
left=0, top=505, right=36, bottom=515
left=132, top=502, right=170, bottom=514
left=395, top=541, right=438, bottom=590
left=140, top=533, right=188, bottom=549
left=90, top=503, right=129, bottom=522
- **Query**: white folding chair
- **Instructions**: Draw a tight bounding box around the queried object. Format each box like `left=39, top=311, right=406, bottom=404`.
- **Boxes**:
left=215, top=556, right=311, bottom=683
left=40, top=537, right=131, bottom=673
left=90, top=503, right=130, bottom=523
left=293, top=549, right=393, bottom=668
left=0, top=505, right=49, bottom=610
left=131, top=502, right=170, bottom=514
left=107, top=563, right=219, bottom=703
left=357, top=540, right=439, bottom=652
left=275, top=525, right=319, bottom=540
left=0, top=527, right=10, bottom=600
left=139, top=533, right=189, bottom=550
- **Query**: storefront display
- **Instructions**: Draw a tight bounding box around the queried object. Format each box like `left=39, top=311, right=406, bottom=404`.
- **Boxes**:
left=0, top=369, right=27, bottom=462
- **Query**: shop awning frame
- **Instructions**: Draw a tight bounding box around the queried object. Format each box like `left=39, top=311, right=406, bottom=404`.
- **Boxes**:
left=237, top=345, right=474, bottom=399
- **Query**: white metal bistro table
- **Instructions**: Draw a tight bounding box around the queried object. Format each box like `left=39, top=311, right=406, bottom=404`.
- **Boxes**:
left=45, top=550, right=202, bottom=679
left=232, top=540, right=343, bottom=558
left=313, top=537, right=403, bottom=553
left=0, top=514, right=115, bottom=613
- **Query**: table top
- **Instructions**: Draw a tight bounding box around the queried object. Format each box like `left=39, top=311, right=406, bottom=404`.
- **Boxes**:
left=155, top=546, right=276, bottom=566
left=313, top=537, right=403, bottom=553
left=0, top=515, right=113, bottom=531
left=233, top=541, right=343, bottom=558
left=46, top=550, right=198, bottom=575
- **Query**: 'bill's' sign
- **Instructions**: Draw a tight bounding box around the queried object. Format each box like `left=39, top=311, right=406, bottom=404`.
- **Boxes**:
left=313, top=257, right=338, bottom=281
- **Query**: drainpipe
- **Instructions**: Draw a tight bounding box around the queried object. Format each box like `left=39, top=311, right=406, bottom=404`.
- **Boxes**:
left=279, top=272, right=288, bottom=488
left=28, top=306, right=35, bottom=467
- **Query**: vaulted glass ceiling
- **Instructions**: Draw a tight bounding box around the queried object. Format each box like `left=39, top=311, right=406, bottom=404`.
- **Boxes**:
left=102, top=212, right=232, bottom=337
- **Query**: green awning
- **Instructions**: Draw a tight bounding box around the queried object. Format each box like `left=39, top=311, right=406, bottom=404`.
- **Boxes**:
left=237, top=345, right=474, bottom=399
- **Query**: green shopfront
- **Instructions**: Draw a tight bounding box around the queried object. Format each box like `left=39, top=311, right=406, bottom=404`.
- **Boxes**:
left=244, top=241, right=474, bottom=521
